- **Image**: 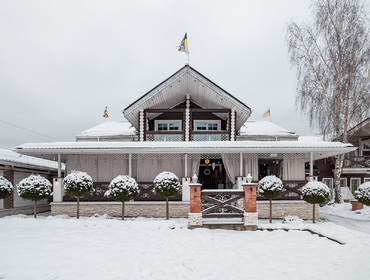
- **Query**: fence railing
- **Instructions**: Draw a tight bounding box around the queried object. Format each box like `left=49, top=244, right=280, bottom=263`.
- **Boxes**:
left=201, top=190, right=245, bottom=218
left=344, top=155, right=370, bottom=168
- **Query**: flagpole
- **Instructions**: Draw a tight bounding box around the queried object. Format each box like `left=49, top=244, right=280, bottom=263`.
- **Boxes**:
left=269, top=107, right=271, bottom=122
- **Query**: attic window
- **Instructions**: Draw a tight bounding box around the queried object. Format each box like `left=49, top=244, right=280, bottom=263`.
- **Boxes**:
left=155, top=120, right=182, bottom=131
left=194, top=120, right=220, bottom=131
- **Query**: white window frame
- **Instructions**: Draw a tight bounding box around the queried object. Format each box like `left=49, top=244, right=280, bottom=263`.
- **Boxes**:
left=363, top=143, right=370, bottom=150
left=154, top=120, right=182, bottom=131
left=194, top=120, right=221, bottom=131
left=364, top=178, right=370, bottom=183
left=350, top=177, right=361, bottom=194
left=340, top=178, right=347, bottom=188
left=322, top=178, right=333, bottom=189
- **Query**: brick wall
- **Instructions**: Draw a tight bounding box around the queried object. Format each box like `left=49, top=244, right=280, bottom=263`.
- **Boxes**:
left=3, top=169, right=14, bottom=209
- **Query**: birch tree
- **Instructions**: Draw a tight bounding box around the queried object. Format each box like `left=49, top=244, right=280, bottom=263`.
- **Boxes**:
left=286, top=0, right=370, bottom=202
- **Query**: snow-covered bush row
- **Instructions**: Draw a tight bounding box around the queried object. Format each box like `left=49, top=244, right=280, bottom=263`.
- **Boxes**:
left=17, top=175, right=53, bottom=200
left=0, top=176, right=13, bottom=199
left=153, top=171, right=181, bottom=197
left=302, top=181, right=330, bottom=204
left=63, top=170, right=94, bottom=197
left=257, top=175, right=283, bottom=199
left=355, top=182, right=370, bottom=206
left=105, top=175, right=139, bottom=201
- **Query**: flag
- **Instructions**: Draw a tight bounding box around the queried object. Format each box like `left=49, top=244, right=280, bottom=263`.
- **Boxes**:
left=103, top=106, right=109, bottom=118
left=178, top=33, right=189, bottom=54
left=263, top=108, right=270, bottom=118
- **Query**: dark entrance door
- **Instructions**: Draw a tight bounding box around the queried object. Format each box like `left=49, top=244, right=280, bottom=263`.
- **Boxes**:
left=198, top=159, right=226, bottom=189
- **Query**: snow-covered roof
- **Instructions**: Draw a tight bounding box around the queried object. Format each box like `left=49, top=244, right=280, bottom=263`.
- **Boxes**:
left=0, top=148, right=64, bottom=171
left=15, top=140, right=356, bottom=161
left=76, top=120, right=136, bottom=138
left=239, top=121, right=297, bottom=137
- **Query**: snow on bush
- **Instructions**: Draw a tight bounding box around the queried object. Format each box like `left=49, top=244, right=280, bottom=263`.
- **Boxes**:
left=258, top=175, right=284, bottom=199
left=105, top=175, right=139, bottom=202
left=63, top=170, right=94, bottom=198
left=0, top=176, right=13, bottom=199
left=17, top=175, right=53, bottom=201
left=355, top=182, right=370, bottom=206
left=302, top=181, right=330, bottom=204
left=153, top=171, right=181, bottom=197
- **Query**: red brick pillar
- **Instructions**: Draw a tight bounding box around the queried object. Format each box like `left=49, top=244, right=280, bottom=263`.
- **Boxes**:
left=3, top=169, right=14, bottom=209
left=189, top=183, right=202, bottom=213
left=243, top=183, right=257, bottom=213
left=351, top=201, right=363, bottom=211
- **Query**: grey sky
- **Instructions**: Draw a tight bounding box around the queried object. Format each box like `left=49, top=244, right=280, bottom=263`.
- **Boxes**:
left=1, top=0, right=363, bottom=150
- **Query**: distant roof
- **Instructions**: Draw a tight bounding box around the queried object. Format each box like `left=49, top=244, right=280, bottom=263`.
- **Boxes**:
left=239, top=120, right=297, bottom=137
left=76, top=120, right=136, bottom=138
left=0, top=148, right=63, bottom=171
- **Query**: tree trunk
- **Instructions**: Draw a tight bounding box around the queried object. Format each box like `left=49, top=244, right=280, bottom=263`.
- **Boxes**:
left=122, top=201, right=125, bottom=220
left=334, top=154, right=344, bottom=203
left=269, top=199, right=272, bottom=223
left=166, top=197, right=169, bottom=220
left=34, top=200, right=37, bottom=218
left=77, top=197, right=80, bottom=219
left=313, top=203, right=316, bottom=223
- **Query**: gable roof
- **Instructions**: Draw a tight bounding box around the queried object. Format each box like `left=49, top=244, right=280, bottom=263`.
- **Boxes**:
left=123, top=64, right=252, bottom=131
left=76, top=120, right=136, bottom=139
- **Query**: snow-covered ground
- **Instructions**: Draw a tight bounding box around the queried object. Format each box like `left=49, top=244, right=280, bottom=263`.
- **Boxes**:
left=0, top=204, right=369, bottom=280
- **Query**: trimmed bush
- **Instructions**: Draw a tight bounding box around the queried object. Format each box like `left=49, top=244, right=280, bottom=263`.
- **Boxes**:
left=105, top=175, right=139, bottom=220
left=355, top=182, right=370, bottom=206
left=63, top=171, right=93, bottom=219
left=258, top=175, right=283, bottom=223
left=153, top=171, right=181, bottom=220
left=0, top=176, right=13, bottom=200
left=302, top=181, right=330, bottom=223
left=17, top=175, right=52, bottom=218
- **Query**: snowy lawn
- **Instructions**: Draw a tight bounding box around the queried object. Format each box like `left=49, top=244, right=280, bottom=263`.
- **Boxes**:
left=0, top=208, right=369, bottom=280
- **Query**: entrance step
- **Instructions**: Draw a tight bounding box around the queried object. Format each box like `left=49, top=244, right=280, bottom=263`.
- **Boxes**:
left=189, top=218, right=257, bottom=231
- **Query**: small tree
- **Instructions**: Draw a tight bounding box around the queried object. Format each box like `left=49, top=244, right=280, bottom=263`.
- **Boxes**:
left=302, top=181, right=330, bottom=223
left=258, top=175, right=283, bottom=223
left=355, top=182, right=370, bottom=206
left=0, top=176, right=13, bottom=200
left=105, top=175, right=139, bottom=220
left=17, top=175, right=52, bottom=218
left=63, top=171, right=93, bottom=219
left=153, top=171, right=181, bottom=220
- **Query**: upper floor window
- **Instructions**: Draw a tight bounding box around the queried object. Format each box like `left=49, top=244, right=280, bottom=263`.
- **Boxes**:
left=194, top=120, right=221, bottom=131
left=364, top=143, right=370, bottom=150
left=155, top=120, right=181, bottom=131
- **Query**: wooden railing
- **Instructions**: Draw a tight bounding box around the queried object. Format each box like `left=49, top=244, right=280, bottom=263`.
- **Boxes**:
left=201, top=190, right=245, bottom=218
left=344, top=155, right=370, bottom=168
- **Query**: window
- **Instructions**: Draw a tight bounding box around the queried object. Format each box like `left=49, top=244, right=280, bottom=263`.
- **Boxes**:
left=340, top=178, right=347, bottom=188
left=322, top=178, right=333, bottom=189
left=350, top=178, right=361, bottom=195
left=194, top=120, right=221, bottom=131
left=365, top=178, right=370, bottom=183
left=155, top=120, right=181, bottom=131
left=364, top=143, right=370, bottom=150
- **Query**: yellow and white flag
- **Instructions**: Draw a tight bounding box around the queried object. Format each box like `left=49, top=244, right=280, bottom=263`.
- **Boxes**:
left=178, top=33, right=189, bottom=54
left=103, top=106, right=109, bottom=118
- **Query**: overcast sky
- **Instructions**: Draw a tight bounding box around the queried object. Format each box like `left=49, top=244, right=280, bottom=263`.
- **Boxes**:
left=1, top=0, right=368, bottom=150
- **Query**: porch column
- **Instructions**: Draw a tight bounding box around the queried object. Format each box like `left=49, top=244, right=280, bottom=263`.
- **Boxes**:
left=128, top=153, right=132, bottom=177
left=182, top=153, right=190, bottom=201
left=242, top=182, right=258, bottom=230
left=309, top=152, right=313, bottom=181
left=188, top=183, right=202, bottom=228
left=230, top=109, right=235, bottom=141
left=53, top=153, right=63, bottom=202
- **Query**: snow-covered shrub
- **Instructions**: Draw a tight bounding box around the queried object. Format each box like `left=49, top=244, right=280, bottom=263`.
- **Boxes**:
left=258, top=175, right=283, bottom=199
left=17, top=175, right=52, bottom=218
left=153, top=171, right=181, bottom=220
left=355, top=182, right=370, bottom=206
left=63, top=171, right=93, bottom=219
left=258, top=175, right=283, bottom=223
left=0, top=176, right=13, bottom=200
left=105, top=175, right=139, bottom=220
left=153, top=171, right=181, bottom=198
left=302, top=181, right=330, bottom=204
left=302, top=181, right=330, bottom=223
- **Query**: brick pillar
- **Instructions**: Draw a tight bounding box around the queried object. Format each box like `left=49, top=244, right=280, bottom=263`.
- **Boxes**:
left=188, top=183, right=202, bottom=228
left=243, top=183, right=257, bottom=213
left=189, top=183, right=201, bottom=213
left=3, top=169, right=14, bottom=209
left=351, top=201, right=363, bottom=211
